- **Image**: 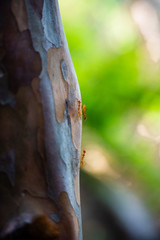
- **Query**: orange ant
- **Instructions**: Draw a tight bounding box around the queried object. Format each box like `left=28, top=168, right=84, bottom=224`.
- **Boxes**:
left=76, top=99, right=87, bottom=120
left=82, top=104, right=87, bottom=120
left=80, top=150, right=86, bottom=167
left=76, top=99, right=82, bottom=118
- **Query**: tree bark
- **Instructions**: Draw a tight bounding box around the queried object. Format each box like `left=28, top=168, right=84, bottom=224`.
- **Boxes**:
left=0, top=0, right=82, bottom=239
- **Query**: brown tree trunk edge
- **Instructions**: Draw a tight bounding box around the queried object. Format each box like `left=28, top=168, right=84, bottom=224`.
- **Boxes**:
left=0, top=0, right=82, bottom=239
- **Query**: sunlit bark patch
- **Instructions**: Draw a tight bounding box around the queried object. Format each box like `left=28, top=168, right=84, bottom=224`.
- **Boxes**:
left=47, top=47, right=67, bottom=123
left=69, top=86, right=82, bottom=151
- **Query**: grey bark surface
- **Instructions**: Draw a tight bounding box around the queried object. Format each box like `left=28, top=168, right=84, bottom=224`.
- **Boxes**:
left=0, top=0, right=82, bottom=239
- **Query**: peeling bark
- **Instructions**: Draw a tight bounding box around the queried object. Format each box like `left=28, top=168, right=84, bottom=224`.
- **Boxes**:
left=0, top=0, right=82, bottom=239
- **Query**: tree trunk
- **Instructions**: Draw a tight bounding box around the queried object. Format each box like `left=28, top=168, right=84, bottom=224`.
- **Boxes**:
left=0, top=0, right=82, bottom=239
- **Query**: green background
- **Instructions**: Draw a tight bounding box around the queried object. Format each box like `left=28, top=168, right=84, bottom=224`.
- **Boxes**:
left=59, top=0, right=160, bottom=215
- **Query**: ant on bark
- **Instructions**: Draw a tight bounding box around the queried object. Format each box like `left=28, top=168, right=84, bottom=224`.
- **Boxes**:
left=82, top=104, right=87, bottom=120
left=76, top=99, right=87, bottom=120
left=80, top=150, right=86, bottom=167
left=77, top=99, right=82, bottom=118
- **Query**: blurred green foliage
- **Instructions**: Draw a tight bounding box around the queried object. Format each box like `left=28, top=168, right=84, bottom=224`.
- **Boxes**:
left=59, top=0, right=160, bottom=213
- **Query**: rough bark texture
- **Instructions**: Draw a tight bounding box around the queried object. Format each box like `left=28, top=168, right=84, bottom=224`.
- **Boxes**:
left=0, top=0, right=82, bottom=239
